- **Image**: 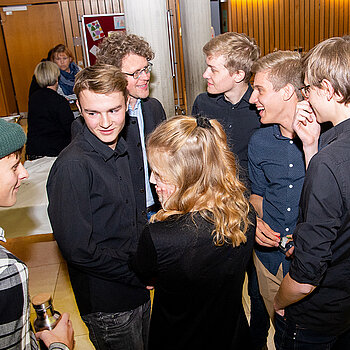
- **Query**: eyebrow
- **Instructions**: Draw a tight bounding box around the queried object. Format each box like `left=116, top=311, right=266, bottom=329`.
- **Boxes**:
left=83, top=105, right=123, bottom=113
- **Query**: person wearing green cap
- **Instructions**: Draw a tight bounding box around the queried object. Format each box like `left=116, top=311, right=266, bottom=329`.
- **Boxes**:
left=0, top=119, right=74, bottom=349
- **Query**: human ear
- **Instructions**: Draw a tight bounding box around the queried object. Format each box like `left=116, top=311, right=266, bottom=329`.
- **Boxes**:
left=233, top=70, right=246, bottom=83
left=283, top=84, right=296, bottom=101
left=320, top=79, right=335, bottom=101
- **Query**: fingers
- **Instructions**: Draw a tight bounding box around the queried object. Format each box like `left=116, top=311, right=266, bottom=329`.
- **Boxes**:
left=286, top=245, right=295, bottom=257
left=255, top=218, right=280, bottom=247
left=294, top=100, right=315, bottom=124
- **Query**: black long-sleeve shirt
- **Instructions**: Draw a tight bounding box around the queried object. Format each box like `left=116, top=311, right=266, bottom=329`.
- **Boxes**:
left=26, top=88, right=74, bottom=157
left=287, top=118, right=350, bottom=335
left=47, top=125, right=149, bottom=316
left=192, top=86, right=260, bottom=179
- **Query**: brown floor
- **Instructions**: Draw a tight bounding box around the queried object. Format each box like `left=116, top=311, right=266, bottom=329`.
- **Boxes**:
left=2, top=234, right=275, bottom=350
left=2, top=234, right=94, bottom=349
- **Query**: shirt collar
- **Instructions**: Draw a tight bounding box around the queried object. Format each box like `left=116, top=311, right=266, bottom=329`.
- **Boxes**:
left=0, top=227, right=6, bottom=243
left=272, top=124, right=293, bottom=140
left=320, top=118, right=350, bottom=149
left=128, top=98, right=141, bottom=115
left=214, top=84, right=253, bottom=109
left=83, top=124, right=127, bottom=161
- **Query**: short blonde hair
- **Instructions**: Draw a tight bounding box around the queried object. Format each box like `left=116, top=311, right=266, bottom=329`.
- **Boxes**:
left=34, top=61, right=60, bottom=88
left=303, top=36, right=350, bottom=105
left=147, top=115, right=251, bottom=247
left=252, top=51, right=303, bottom=100
left=74, top=64, right=128, bottom=101
left=203, top=32, right=260, bottom=83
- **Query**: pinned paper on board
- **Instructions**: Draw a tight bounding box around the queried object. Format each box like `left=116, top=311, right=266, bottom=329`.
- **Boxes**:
left=86, top=20, right=105, bottom=41
left=89, top=45, right=99, bottom=57
left=114, top=15, right=125, bottom=30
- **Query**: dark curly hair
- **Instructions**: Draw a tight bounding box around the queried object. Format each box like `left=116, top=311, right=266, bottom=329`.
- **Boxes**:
left=96, top=32, right=154, bottom=68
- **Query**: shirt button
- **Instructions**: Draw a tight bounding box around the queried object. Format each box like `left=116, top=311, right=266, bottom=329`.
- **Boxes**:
left=289, top=184, right=293, bottom=188
left=229, top=124, right=232, bottom=128
left=285, top=228, right=290, bottom=232
left=125, top=199, right=128, bottom=204
left=289, top=163, right=294, bottom=168
left=132, top=120, right=137, bottom=124
left=139, top=166, right=143, bottom=171
left=140, top=189, right=145, bottom=193
left=287, top=207, right=291, bottom=212
left=289, top=140, right=293, bottom=144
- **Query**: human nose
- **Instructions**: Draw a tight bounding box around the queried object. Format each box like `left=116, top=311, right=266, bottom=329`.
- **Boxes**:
left=249, top=90, right=258, bottom=104
left=138, top=68, right=150, bottom=80
left=18, top=163, right=29, bottom=181
left=99, top=113, right=112, bottom=128
left=203, top=67, right=211, bottom=79
left=150, top=171, right=156, bottom=185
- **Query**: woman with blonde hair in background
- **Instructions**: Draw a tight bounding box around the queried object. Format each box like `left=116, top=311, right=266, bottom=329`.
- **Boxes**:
left=131, top=115, right=256, bottom=349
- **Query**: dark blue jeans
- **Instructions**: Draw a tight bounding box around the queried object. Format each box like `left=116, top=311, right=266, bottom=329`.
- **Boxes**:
left=275, top=313, right=350, bottom=350
left=82, top=300, right=151, bottom=350
left=247, top=259, right=270, bottom=349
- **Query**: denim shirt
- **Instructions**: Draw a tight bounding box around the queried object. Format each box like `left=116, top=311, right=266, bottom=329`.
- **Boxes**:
left=248, top=124, right=306, bottom=275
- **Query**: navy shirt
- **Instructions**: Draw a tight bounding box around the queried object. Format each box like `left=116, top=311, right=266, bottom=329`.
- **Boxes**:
left=287, top=118, right=350, bottom=335
left=192, top=86, right=260, bottom=186
left=248, top=125, right=305, bottom=275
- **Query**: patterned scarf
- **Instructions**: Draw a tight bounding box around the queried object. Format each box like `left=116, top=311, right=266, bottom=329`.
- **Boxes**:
left=59, top=62, right=80, bottom=96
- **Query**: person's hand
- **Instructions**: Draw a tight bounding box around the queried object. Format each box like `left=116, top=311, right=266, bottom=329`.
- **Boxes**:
left=36, top=313, right=74, bottom=349
left=255, top=218, right=280, bottom=247
left=286, top=245, right=295, bottom=257
left=293, top=101, right=321, bottom=147
left=146, top=285, right=154, bottom=290
left=274, top=305, right=285, bottom=317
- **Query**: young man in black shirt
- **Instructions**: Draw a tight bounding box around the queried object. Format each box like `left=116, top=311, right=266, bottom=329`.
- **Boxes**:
left=47, top=64, right=150, bottom=350
left=192, top=32, right=268, bottom=350
left=274, top=36, right=350, bottom=349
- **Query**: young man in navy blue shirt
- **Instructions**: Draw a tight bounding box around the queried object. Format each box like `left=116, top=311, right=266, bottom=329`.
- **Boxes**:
left=274, top=36, right=350, bottom=349
left=248, top=51, right=305, bottom=320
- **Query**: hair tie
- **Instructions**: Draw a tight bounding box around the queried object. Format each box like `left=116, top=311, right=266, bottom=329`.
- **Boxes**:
left=196, top=115, right=212, bottom=129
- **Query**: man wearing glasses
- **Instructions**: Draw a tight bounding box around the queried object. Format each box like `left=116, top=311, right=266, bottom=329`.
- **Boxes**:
left=248, top=51, right=306, bottom=326
left=274, top=36, right=350, bottom=349
left=97, top=32, right=166, bottom=226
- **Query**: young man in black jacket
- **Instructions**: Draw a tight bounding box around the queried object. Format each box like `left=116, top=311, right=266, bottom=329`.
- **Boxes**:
left=274, top=36, right=350, bottom=349
left=47, top=65, right=150, bottom=350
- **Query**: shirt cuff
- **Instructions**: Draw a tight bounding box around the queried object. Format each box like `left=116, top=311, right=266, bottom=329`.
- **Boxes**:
left=48, top=342, right=70, bottom=350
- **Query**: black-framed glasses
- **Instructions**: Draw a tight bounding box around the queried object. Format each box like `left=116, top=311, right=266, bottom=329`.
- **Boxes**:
left=123, top=62, right=153, bottom=80
left=299, top=85, right=311, bottom=99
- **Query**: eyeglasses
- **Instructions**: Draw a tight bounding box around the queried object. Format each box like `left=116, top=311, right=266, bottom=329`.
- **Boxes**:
left=299, top=85, right=311, bottom=99
left=123, top=62, right=153, bottom=80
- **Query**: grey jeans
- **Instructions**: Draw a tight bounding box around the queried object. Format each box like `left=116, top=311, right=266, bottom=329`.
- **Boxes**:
left=82, top=300, right=151, bottom=350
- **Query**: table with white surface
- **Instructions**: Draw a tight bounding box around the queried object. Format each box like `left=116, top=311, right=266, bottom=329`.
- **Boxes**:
left=0, top=157, right=56, bottom=238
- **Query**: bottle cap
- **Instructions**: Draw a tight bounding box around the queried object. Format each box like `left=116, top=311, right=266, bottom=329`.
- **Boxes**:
left=32, top=293, right=52, bottom=310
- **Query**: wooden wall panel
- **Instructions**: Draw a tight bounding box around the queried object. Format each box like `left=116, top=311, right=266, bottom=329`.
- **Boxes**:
left=229, top=0, right=350, bottom=57
left=59, top=0, right=123, bottom=66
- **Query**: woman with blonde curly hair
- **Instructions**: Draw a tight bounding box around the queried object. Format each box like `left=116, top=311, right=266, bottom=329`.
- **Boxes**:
left=131, top=115, right=256, bottom=349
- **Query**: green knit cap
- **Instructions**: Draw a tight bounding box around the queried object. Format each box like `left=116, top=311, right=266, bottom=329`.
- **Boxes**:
left=0, top=119, right=26, bottom=158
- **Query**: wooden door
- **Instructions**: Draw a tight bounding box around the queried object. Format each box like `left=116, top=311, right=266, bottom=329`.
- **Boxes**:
left=0, top=26, right=17, bottom=116
left=1, top=3, right=65, bottom=112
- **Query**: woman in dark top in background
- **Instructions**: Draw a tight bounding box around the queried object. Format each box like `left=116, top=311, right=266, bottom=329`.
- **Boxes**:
left=26, top=61, right=74, bottom=159
left=131, top=115, right=256, bottom=350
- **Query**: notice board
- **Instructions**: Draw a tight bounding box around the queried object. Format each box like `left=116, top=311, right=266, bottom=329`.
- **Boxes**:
left=81, top=13, right=126, bottom=66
